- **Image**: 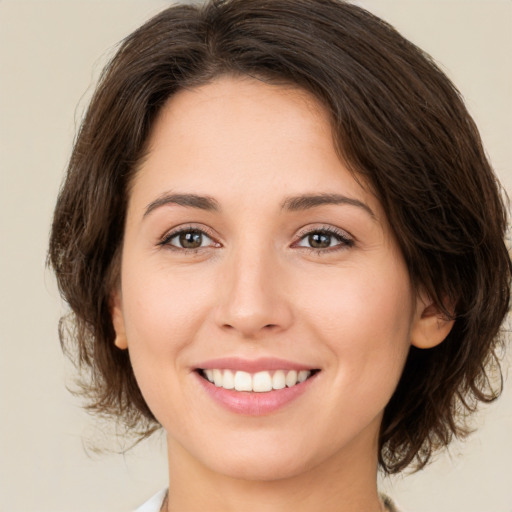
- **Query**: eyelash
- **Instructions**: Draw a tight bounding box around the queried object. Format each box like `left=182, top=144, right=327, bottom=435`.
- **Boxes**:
left=158, top=225, right=354, bottom=254
left=293, top=226, right=354, bottom=253
left=158, top=225, right=219, bottom=253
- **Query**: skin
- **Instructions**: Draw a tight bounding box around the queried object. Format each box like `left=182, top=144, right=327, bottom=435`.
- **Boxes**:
left=112, top=76, right=453, bottom=512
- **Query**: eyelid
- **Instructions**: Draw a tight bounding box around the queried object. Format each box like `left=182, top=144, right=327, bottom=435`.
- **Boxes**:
left=292, top=224, right=355, bottom=250
left=158, top=224, right=221, bottom=249
left=157, top=223, right=354, bottom=252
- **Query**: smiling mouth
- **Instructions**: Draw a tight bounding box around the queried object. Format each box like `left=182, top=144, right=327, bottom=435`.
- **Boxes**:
left=197, top=368, right=320, bottom=393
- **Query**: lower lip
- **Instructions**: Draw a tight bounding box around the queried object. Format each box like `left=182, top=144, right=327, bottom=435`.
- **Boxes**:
left=195, top=372, right=318, bottom=416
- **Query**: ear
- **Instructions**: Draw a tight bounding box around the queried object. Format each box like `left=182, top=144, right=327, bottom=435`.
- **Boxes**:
left=110, top=290, right=128, bottom=350
left=410, top=293, right=455, bottom=349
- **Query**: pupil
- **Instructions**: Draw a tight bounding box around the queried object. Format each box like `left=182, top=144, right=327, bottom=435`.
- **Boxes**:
left=179, top=231, right=202, bottom=248
left=309, top=232, right=330, bottom=248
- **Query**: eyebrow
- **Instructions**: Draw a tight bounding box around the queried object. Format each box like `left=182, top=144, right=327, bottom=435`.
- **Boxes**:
left=144, top=193, right=220, bottom=217
left=143, top=192, right=374, bottom=219
left=281, top=193, right=375, bottom=218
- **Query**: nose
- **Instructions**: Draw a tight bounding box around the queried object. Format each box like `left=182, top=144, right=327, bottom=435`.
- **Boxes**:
left=214, top=247, right=293, bottom=339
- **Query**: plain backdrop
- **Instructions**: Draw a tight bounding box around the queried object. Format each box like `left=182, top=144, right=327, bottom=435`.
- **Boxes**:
left=1, top=1, right=511, bottom=511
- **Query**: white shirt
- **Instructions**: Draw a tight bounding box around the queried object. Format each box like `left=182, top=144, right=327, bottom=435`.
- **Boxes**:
left=134, top=489, right=167, bottom=512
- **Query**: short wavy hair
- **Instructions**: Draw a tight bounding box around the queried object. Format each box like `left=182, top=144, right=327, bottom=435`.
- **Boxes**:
left=48, top=0, right=511, bottom=473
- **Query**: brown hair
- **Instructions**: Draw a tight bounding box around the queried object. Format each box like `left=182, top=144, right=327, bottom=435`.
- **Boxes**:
left=48, top=0, right=511, bottom=473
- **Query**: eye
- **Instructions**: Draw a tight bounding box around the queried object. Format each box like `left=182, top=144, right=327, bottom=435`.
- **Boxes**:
left=160, top=228, right=218, bottom=250
left=294, top=227, right=354, bottom=251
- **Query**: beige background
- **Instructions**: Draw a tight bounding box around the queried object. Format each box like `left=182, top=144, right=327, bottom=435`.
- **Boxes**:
left=1, top=1, right=511, bottom=510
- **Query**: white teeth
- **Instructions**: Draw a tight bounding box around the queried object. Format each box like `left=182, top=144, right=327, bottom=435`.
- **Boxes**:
left=297, top=370, right=309, bottom=383
left=213, top=369, right=223, bottom=387
left=253, top=371, right=272, bottom=392
left=222, top=369, right=235, bottom=389
left=234, top=371, right=252, bottom=391
left=202, top=368, right=313, bottom=392
left=285, top=370, right=298, bottom=387
left=272, top=370, right=286, bottom=390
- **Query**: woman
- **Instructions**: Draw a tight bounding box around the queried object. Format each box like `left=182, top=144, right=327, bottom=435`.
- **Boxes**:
left=48, top=1, right=511, bottom=510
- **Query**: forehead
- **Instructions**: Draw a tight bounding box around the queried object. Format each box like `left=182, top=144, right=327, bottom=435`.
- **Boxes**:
left=146, top=76, right=333, bottom=166
left=129, top=76, right=379, bottom=218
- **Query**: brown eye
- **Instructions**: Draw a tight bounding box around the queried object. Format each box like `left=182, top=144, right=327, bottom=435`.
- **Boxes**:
left=179, top=231, right=204, bottom=249
left=308, top=232, right=332, bottom=249
left=163, top=229, right=215, bottom=250
left=295, top=228, right=353, bottom=251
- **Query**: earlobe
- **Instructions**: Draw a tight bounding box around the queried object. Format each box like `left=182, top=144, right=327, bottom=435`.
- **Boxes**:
left=111, top=292, right=128, bottom=350
left=410, top=295, right=455, bottom=349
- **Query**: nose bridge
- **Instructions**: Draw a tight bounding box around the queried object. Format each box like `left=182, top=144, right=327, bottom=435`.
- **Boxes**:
left=216, top=238, right=292, bottom=337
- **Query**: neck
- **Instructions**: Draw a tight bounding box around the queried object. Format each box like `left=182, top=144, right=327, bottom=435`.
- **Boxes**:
left=164, top=418, right=384, bottom=512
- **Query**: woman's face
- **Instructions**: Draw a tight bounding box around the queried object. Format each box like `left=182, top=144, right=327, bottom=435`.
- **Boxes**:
left=112, top=76, right=425, bottom=481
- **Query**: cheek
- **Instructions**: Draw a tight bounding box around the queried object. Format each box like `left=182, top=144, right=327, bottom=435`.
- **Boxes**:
left=121, top=261, right=212, bottom=349
left=119, top=261, right=217, bottom=409
left=298, top=259, right=414, bottom=389
left=303, top=259, right=413, bottom=332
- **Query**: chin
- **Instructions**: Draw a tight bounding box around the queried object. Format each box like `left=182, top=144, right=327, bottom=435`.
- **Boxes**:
left=189, top=431, right=325, bottom=482
left=210, top=453, right=313, bottom=482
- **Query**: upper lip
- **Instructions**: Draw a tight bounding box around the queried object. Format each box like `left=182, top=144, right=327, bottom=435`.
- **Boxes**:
left=194, top=357, right=318, bottom=373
